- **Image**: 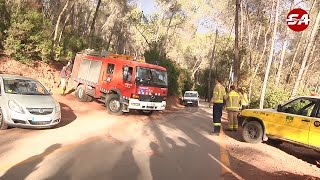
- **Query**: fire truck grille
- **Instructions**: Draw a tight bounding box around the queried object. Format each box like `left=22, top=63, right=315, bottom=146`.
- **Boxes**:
left=139, top=95, right=164, bottom=102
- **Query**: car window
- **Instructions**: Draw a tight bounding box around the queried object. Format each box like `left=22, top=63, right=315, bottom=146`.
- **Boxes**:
left=3, top=78, right=50, bottom=95
left=282, top=98, right=316, bottom=117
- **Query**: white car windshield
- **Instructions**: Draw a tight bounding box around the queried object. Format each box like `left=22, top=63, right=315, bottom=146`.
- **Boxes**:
left=184, top=93, right=198, bottom=97
left=3, top=78, right=50, bottom=95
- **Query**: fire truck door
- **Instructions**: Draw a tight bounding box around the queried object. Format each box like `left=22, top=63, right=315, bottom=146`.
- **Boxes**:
left=122, top=66, right=134, bottom=95
left=103, top=63, right=115, bottom=87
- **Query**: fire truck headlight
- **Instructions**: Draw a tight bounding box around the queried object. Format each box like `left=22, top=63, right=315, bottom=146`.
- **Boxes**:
left=131, top=94, right=140, bottom=99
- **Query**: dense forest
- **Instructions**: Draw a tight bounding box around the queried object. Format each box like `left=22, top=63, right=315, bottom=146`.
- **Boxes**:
left=0, top=0, right=319, bottom=108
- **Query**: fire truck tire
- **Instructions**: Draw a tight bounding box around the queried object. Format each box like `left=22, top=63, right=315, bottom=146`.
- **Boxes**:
left=138, top=110, right=153, bottom=116
left=76, top=85, right=89, bottom=102
left=106, top=94, right=123, bottom=115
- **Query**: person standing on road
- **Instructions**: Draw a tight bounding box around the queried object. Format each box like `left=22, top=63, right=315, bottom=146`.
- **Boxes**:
left=60, top=61, right=71, bottom=95
left=210, top=78, right=226, bottom=135
left=225, top=85, right=241, bottom=131
left=240, top=87, right=249, bottom=109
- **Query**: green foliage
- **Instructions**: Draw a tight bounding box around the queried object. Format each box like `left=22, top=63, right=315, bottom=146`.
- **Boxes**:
left=4, top=5, right=52, bottom=63
left=178, top=69, right=193, bottom=95
left=59, top=34, right=89, bottom=61
left=0, top=0, right=10, bottom=49
left=145, top=47, right=192, bottom=96
left=250, top=83, right=290, bottom=109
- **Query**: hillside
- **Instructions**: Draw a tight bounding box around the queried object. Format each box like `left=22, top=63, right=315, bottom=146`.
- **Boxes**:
left=0, top=56, right=63, bottom=89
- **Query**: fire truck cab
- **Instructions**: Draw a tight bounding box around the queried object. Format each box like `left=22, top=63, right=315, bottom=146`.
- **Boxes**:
left=71, top=50, right=168, bottom=115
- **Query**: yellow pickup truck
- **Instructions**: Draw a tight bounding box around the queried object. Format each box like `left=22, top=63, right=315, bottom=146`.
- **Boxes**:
left=238, top=96, right=320, bottom=151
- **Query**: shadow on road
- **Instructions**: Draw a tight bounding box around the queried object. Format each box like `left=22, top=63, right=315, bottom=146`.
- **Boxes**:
left=147, top=107, right=319, bottom=179
left=1, top=144, right=62, bottom=180
left=221, top=120, right=245, bottom=142
left=56, top=103, right=77, bottom=128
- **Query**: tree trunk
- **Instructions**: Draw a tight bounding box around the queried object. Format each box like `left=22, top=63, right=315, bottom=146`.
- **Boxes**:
left=88, top=0, right=102, bottom=47
left=286, top=31, right=305, bottom=84
left=53, top=0, right=70, bottom=47
left=275, top=37, right=288, bottom=86
left=161, top=7, right=176, bottom=55
left=286, top=0, right=317, bottom=84
left=291, top=10, right=320, bottom=97
left=208, top=29, right=218, bottom=101
left=248, top=23, right=271, bottom=102
left=255, top=24, right=262, bottom=49
left=259, top=0, right=280, bottom=109
left=240, top=15, right=254, bottom=70
left=240, top=0, right=244, bottom=44
left=234, top=0, right=240, bottom=87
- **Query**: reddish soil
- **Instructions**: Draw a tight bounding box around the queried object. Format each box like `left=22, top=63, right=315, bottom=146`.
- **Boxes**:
left=166, top=96, right=184, bottom=110
left=0, top=56, right=63, bottom=89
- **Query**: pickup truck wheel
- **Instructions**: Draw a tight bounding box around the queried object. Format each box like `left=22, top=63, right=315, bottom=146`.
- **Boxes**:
left=138, top=110, right=153, bottom=116
left=76, top=85, right=89, bottom=102
left=242, top=121, right=263, bottom=143
left=106, top=94, right=123, bottom=115
left=0, top=109, right=8, bottom=130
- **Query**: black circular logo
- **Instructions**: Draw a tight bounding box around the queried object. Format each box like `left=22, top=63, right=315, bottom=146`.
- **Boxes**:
left=314, top=121, right=320, bottom=127
left=39, top=109, right=44, bottom=113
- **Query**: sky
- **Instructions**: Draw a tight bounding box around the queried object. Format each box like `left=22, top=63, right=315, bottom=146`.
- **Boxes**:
left=136, top=0, right=210, bottom=33
left=137, top=0, right=157, bottom=15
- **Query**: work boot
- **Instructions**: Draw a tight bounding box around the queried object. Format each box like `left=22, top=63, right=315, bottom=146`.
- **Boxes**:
left=209, top=131, right=219, bottom=136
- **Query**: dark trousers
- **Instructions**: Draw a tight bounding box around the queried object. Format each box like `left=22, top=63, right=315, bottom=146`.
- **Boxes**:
left=213, top=103, right=224, bottom=133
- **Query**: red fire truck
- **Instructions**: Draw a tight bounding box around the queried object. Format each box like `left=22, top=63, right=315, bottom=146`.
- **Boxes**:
left=70, top=50, right=168, bottom=115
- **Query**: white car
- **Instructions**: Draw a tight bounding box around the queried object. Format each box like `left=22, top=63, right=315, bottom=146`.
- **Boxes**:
left=182, top=91, right=199, bottom=107
left=0, top=74, right=61, bottom=129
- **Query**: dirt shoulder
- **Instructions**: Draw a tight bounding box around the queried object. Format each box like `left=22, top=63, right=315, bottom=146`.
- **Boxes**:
left=201, top=104, right=320, bottom=179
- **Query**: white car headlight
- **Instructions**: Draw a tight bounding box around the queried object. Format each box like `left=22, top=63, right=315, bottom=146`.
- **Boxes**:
left=55, top=101, right=61, bottom=113
left=8, top=100, right=25, bottom=114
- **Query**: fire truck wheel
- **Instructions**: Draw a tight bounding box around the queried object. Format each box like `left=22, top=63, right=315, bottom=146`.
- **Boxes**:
left=76, top=85, right=89, bottom=102
left=106, top=94, right=123, bottom=115
left=138, top=110, right=153, bottom=116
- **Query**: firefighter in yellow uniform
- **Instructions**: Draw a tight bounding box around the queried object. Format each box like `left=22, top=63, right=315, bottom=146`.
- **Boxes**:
left=240, top=87, right=249, bottom=109
left=210, top=78, right=226, bottom=135
left=224, top=85, right=241, bottom=131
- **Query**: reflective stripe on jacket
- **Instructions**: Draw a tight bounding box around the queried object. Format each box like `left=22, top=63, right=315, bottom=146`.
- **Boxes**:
left=241, top=93, right=249, bottom=106
left=225, top=90, right=241, bottom=111
left=212, top=84, right=226, bottom=103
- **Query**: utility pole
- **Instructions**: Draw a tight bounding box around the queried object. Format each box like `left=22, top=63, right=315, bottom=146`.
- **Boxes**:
left=207, top=29, right=218, bottom=102
left=234, top=0, right=240, bottom=87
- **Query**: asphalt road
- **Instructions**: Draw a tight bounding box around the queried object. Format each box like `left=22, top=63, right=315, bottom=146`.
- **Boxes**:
left=0, top=95, right=241, bottom=180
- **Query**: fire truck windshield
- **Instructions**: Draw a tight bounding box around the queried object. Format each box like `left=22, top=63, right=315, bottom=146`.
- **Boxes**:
left=136, top=67, right=168, bottom=88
